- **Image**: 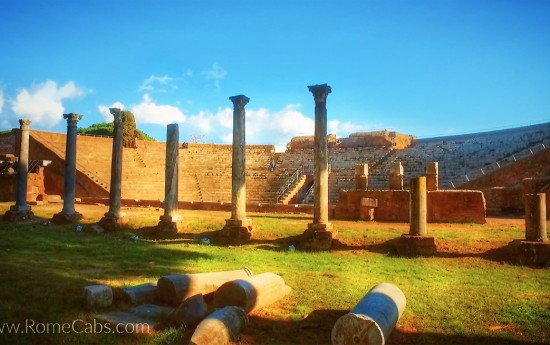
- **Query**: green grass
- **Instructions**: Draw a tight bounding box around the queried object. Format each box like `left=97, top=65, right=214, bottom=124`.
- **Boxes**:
left=0, top=203, right=548, bottom=345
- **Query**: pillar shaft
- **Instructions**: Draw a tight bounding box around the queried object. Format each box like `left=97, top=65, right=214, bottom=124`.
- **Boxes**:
left=107, top=108, right=124, bottom=217
left=389, top=162, right=404, bottom=190
left=355, top=163, right=369, bottom=190
left=14, top=119, right=31, bottom=211
left=61, top=114, right=82, bottom=214
left=229, top=95, right=249, bottom=220
left=425, top=162, right=439, bottom=191
left=309, top=84, right=331, bottom=226
left=525, top=193, right=547, bottom=242
left=409, top=176, right=427, bottom=236
left=163, top=124, right=179, bottom=217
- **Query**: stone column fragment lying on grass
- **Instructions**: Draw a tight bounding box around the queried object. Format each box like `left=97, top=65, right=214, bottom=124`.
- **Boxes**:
left=299, top=84, right=337, bottom=251
left=212, top=272, right=292, bottom=313
left=389, top=162, right=404, bottom=190
left=83, top=284, right=113, bottom=307
left=169, top=293, right=209, bottom=326
left=508, top=193, right=550, bottom=266
left=114, top=282, right=157, bottom=306
left=332, top=283, right=406, bottom=345
left=221, top=95, right=254, bottom=243
left=4, top=119, right=34, bottom=221
left=355, top=163, right=369, bottom=190
left=98, top=108, right=128, bottom=231
left=395, top=177, right=437, bottom=256
left=156, top=267, right=253, bottom=306
left=190, top=306, right=248, bottom=345
left=157, top=123, right=181, bottom=234
left=52, top=113, right=83, bottom=224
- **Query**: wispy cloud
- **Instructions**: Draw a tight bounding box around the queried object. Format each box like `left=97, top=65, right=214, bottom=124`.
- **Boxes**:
left=138, top=74, right=176, bottom=92
left=11, top=80, right=86, bottom=127
left=131, top=94, right=186, bottom=125
left=0, top=89, right=4, bottom=114
left=204, top=63, right=227, bottom=88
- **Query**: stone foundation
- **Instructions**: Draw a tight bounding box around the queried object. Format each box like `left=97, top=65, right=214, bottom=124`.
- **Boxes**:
left=51, top=211, right=83, bottom=224
left=156, top=215, right=183, bottom=235
left=395, top=235, right=437, bottom=256
left=298, top=223, right=337, bottom=251
left=3, top=207, right=34, bottom=221
left=98, top=212, right=129, bottom=232
left=221, top=218, right=254, bottom=243
left=508, top=240, right=550, bottom=267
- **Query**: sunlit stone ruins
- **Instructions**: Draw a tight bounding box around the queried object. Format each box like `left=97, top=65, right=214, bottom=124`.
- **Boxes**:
left=1, top=84, right=549, bottom=344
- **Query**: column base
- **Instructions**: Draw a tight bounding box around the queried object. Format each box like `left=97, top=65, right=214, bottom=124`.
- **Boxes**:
left=98, top=212, right=129, bottom=232
left=395, top=234, right=438, bottom=257
left=3, top=205, right=34, bottom=221
left=156, top=215, right=184, bottom=235
left=508, top=239, right=550, bottom=267
left=220, top=218, right=254, bottom=243
left=52, top=211, right=83, bottom=224
left=298, top=223, right=337, bottom=251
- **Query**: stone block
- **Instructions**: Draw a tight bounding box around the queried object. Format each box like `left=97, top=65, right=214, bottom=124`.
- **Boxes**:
left=299, top=225, right=337, bottom=251
left=169, top=294, right=209, bottom=326
left=51, top=212, right=83, bottom=224
left=114, top=282, right=157, bottom=305
left=83, top=284, right=113, bottom=307
left=395, top=235, right=437, bottom=257
left=508, top=240, right=550, bottom=267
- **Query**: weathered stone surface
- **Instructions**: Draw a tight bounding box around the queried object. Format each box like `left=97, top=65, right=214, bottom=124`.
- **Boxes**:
left=169, top=293, right=209, bottom=326
left=213, top=272, right=292, bottom=313
left=299, top=226, right=337, bottom=251
left=332, top=283, right=406, bottom=345
left=115, top=282, right=157, bottom=305
left=190, top=306, right=248, bottom=345
left=395, top=235, right=437, bottom=256
left=355, top=164, right=369, bottom=190
left=158, top=123, right=179, bottom=236
left=335, top=190, right=409, bottom=222
left=51, top=211, right=83, bottom=224
left=425, top=162, right=439, bottom=191
left=131, top=304, right=174, bottom=320
left=409, top=177, right=427, bottom=236
left=389, top=162, right=404, bottom=190
left=220, top=218, right=253, bottom=243
left=525, top=193, right=547, bottom=242
left=57, top=113, right=82, bottom=219
left=83, top=285, right=113, bottom=307
left=97, top=212, right=129, bottom=232
left=427, top=190, right=486, bottom=224
left=508, top=240, right=550, bottom=267
left=156, top=268, right=253, bottom=306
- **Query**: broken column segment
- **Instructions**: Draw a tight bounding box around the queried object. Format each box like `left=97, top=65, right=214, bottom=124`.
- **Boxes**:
left=98, top=108, right=128, bottom=231
left=299, top=84, right=337, bottom=251
left=190, top=306, right=248, bottom=345
left=396, top=176, right=437, bottom=256
left=425, top=162, right=439, bottom=191
left=508, top=193, right=550, bottom=266
left=52, top=113, right=83, bottom=224
left=389, top=162, right=404, bottom=190
left=332, top=283, right=406, bottom=345
left=221, top=95, right=254, bottom=242
left=355, top=163, right=369, bottom=190
left=157, top=123, right=180, bottom=234
left=4, top=119, right=34, bottom=221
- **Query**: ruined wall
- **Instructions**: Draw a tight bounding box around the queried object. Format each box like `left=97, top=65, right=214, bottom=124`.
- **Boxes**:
left=339, top=131, right=414, bottom=149
left=287, top=134, right=338, bottom=151
left=0, top=168, right=46, bottom=202
left=335, top=189, right=486, bottom=223
left=0, top=130, right=16, bottom=154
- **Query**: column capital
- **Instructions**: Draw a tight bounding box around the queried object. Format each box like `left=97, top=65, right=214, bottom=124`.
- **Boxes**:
left=308, top=84, right=332, bottom=103
left=19, top=119, right=31, bottom=131
left=229, top=95, right=250, bottom=110
left=63, top=113, right=83, bottom=127
left=109, top=108, right=123, bottom=124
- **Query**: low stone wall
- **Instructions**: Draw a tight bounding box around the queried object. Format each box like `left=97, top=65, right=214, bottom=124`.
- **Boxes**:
left=0, top=168, right=46, bottom=202
left=335, top=189, right=486, bottom=223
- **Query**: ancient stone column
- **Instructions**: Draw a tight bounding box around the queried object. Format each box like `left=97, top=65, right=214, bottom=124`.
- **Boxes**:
left=355, top=163, right=369, bottom=190
left=409, top=176, right=427, bottom=236
left=52, top=113, right=83, bottom=224
left=98, top=108, right=127, bottom=231
left=389, top=162, right=404, bottom=190
left=221, top=95, right=253, bottom=242
left=157, top=123, right=180, bottom=234
left=299, top=84, right=336, bottom=251
left=425, top=162, right=439, bottom=191
left=4, top=119, right=34, bottom=221
left=525, top=193, right=547, bottom=242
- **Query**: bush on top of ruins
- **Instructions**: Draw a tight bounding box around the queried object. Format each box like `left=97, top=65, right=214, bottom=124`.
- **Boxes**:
left=78, top=113, right=155, bottom=146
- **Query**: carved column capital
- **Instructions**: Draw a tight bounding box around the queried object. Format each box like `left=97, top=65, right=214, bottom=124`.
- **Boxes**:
left=308, top=84, right=332, bottom=103
left=19, top=119, right=31, bottom=131
left=229, top=95, right=250, bottom=110
left=63, top=113, right=83, bottom=127
left=109, top=108, right=123, bottom=124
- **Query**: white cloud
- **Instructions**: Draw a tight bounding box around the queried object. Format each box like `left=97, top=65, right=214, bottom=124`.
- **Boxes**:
left=11, top=80, right=85, bottom=127
left=204, top=63, right=227, bottom=87
left=328, top=120, right=371, bottom=137
left=138, top=74, right=175, bottom=92
left=131, top=94, right=186, bottom=125
left=98, top=101, right=126, bottom=122
left=0, top=89, right=4, bottom=113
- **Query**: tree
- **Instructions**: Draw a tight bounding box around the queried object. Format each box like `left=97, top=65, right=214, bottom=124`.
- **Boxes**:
left=77, top=113, right=155, bottom=144
left=121, top=110, right=137, bottom=148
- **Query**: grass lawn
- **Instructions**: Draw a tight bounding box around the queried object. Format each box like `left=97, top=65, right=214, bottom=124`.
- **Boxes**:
left=0, top=202, right=548, bottom=345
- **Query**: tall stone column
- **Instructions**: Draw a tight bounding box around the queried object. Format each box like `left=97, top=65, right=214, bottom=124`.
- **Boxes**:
left=355, top=163, right=369, bottom=190
left=4, top=119, right=34, bottom=221
left=389, top=162, right=404, bottom=190
left=221, top=95, right=253, bottom=242
left=299, top=84, right=336, bottom=251
left=425, top=162, right=439, bottom=191
left=52, top=113, right=83, bottom=224
left=98, top=108, right=128, bottom=231
left=396, top=176, right=437, bottom=256
left=157, top=123, right=181, bottom=234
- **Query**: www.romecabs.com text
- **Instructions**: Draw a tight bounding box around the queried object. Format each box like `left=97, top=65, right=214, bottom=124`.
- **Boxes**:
left=0, top=319, right=150, bottom=334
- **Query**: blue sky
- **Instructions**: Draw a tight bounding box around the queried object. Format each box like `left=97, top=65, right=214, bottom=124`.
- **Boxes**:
left=1, top=0, right=549, bottom=151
